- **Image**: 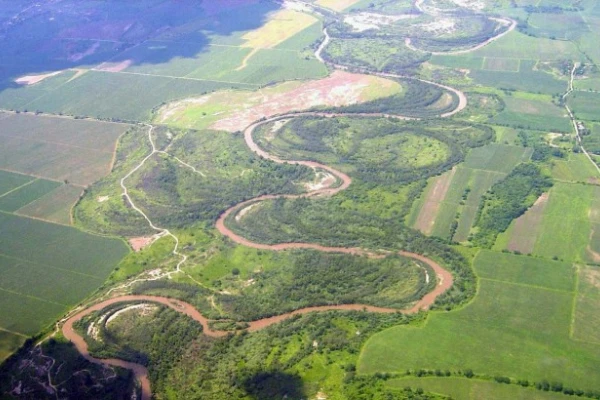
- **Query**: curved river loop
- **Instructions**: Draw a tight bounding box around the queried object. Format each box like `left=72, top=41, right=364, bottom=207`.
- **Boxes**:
left=58, top=3, right=518, bottom=399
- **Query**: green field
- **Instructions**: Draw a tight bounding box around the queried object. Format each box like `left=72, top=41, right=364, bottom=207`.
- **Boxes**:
left=551, top=153, right=600, bottom=183
left=0, top=179, right=61, bottom=212
left=359, top=251, right=600, bottom=392
left=0, top=113, right=129, bottom=186
left=569, top=91, right=600, bottom=122
left=389, top=377, right=575, bottom=400
left=16, top=184, right=82, bottom=225
left=413, top=144, right=531, bottom=240
left=0, top=170, right=33, bottom=194
left=0, top=212, right=128, bottom=356
left=533, top=182, right=594, bottom=262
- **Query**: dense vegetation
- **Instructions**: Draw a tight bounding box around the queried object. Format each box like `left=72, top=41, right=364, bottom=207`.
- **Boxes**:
left=76, top=126, right=314, bottom=236
left=215, top=251, right=433, bottom=320
left=472, top=163, right=553, bottom=247
left=228, top=196, right=475, bottom=310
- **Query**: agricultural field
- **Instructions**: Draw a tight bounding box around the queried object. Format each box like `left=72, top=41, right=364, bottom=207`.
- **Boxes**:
left=532, top=183, right=595, bottom=262
left=3, top=0, right=600, bottom=399
left=568, top=91, right=600, bottom=122
left=359, top=250, right=600, bottom=393
left=0, top=112, right=129, bottom=186
left=0, top=212, right=128, bottom=359
left=0, top=1, right=328, bottom=122
left=388, top=377, right=576, bottom=400
left=411, top=144, right=532, bottom=241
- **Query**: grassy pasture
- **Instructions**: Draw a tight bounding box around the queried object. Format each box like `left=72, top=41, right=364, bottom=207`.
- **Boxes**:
left=525, top=12, right=589, bottom=41
left=533, top=183, right=594, bottom=262
left=551, top=153, right=600, bottom=183
left=359, top=251, right=600, bottom=392
left=471, top=31, right=581, bottom=61
left=315, top=0, right=362, bottom=11
left=388, top=377, right=575, bottom=400
left=239, top=9, right=317, bottom=49
left=16, top=184, right=82, bottom=225
left=0, top=113, right=129, bottom=185
left=569, top=91, right=600, bottom=122
left=0, top=212, right=128, bottom=339
left=463, top=144, right=532, bottom=173
left=470, top=60, right=567, bottom=95
left=573, top=265, right=600, bottom=344
left=482, top=57, right=520, bottom=72
left=0, top=179, right=60, bottom=212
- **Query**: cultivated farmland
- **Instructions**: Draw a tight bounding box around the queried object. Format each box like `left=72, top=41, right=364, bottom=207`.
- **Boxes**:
left=0, top=113, right=129, bottom=186
left=0, top=213, right=128, bottom=358
left=359, top=251, right=600, bottom=393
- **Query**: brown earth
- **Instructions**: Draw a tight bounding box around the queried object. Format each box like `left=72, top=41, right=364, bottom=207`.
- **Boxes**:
left=507, top=192, right=549, bottom=254
left=414, top=167, right=456, bottom=235
left=211, top=71, right=396, bottom=132
left=128, top=237, right=154, bottom=252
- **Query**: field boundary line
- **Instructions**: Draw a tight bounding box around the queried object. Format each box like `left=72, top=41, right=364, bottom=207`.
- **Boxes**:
left=90, top=69, right=260, bottom=87
left=0, top=132, right=114, bottom=154
left=479, top=277, right=574, bottom=294
left=0, top=109, right=133, bottom=126
left=1, top=209, right=73, bottom=228
left=0, top=326, right=28, bottom=338
left=0, top=168, right=85, bottom=187
left=0, top=287, right=68, bottom=307
left=0, top=178, right=37, bottom=199
left=0, top=252, right=106, bottom=280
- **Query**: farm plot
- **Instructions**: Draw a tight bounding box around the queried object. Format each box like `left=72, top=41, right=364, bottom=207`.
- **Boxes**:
left=491, top=93, right=572, bottom=133
left=552, top=153, right=600, bottom=184
left=412, top=145, right=530, bottom=240
left=470, top=60, right=567, bottom=95
left=315, top=0, right=363, bottom=11
left=463, top=143, right=532, bottom=173
left=497, top=192, right=549, bottom=254
left=19, top=71, right=247, bottom=122
left=16, top=184, right=82, bottom=225
left=572, top=265, right=600, bottom=345
left=533, top=183, right=594, bottom=262
left=0, top=170, right=34, bottom=196
left=0, top=179, right=60, bottom=212
left=0, top=113, right=129, bottom=186
left=0, top=212, right=128, bottom=338
left=359, top=251, right=600, bottom=393
left=482, top=57, right=520, bottom=72
left=388, top=377, right=575, bottom=400
left=568, top=91, right=600, bottom=122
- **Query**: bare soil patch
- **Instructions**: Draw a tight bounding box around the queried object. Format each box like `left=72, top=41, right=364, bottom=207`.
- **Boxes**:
left=344, top=13, right=416, bottom=33
left=414, top=168, right=456, bottom=235
left=211, top=71, right=394, bottom=132
left=14, top=71, right=62, bottom=85
left=95, top=59, right=133, bottom=72
left=583, top=266, right=600, bottom=289
left=507, top=192, right=549, bottom=254
left=128, top=232, right=165, bottom=252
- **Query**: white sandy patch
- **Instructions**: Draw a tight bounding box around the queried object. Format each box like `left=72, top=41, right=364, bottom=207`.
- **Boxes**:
left=15, top=71, right=62, bottom=85
left=106, top=304, right=157, bottom=325
left=419, top=18, right=456, bottom=33
left=236, top=203, right=260, bottom=222
left=344, top=12, right=416, bottom=32
left=97, top=195, right=110, bottom=203
left=305, top=171, right=335, bottom=191
left=451, top=0, right=485, bottom=10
